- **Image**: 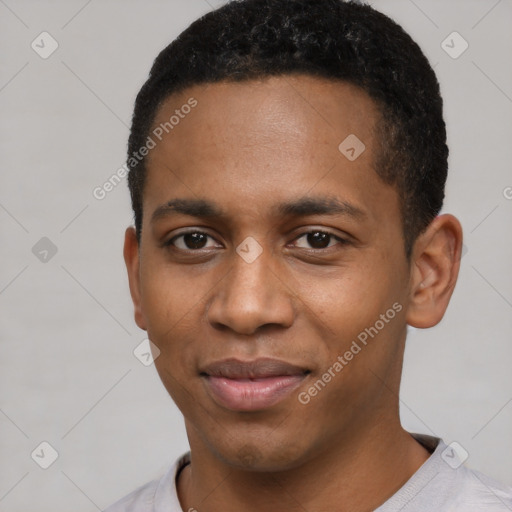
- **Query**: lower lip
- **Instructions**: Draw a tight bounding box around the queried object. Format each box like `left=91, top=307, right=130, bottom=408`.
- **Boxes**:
left=203, top=374, right=307, bottom=411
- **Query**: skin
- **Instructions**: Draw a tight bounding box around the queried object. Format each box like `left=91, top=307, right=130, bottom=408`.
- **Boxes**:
left=124, top=75, right=463, bottom=511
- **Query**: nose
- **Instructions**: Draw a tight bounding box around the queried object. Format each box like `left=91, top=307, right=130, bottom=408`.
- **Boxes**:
left=207, top=246, right=295, bottom=336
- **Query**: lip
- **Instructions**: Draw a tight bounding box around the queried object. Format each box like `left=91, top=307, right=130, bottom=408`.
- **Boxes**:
left=200, top=358, right=310, bottom=412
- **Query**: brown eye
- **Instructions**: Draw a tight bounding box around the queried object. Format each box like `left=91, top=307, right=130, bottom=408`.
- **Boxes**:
left=183, top=233, right=208, bottom=249
left=167, top=231, right=219, bottom=250
left=293, top=230, right=345, bottom=250
left=307, top=231, right=331, bottom=249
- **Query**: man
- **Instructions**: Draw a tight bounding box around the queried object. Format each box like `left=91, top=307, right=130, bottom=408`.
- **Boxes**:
left=106, top=0, right=512, bottom=510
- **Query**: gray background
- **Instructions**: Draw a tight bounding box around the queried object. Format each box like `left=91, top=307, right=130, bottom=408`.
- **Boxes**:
left=0, top=0, right=511, bottom=510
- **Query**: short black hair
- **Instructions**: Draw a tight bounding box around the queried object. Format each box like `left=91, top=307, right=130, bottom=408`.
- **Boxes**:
left=127, top=0, right=447, bottom=257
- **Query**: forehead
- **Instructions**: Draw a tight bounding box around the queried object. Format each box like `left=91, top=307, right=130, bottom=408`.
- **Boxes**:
left=150, top=75, right=379, bottom=163
left=143, top=75, right=398, bottom=230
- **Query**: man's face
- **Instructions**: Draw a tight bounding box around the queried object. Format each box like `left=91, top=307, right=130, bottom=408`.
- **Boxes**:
left=129, top=75, right=413, bottom=470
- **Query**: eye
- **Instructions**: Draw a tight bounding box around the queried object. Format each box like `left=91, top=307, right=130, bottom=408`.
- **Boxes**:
left=166, top=231, right=221, bottom=250
left=292, top=230, right=347, bottom=250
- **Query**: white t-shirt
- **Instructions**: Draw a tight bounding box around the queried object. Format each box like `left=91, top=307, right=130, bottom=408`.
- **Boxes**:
left=103, top=434, right=512, bottom=511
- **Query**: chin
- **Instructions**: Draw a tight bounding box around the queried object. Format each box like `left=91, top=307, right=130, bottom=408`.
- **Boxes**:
left=211, top=436, right=311, bottom=473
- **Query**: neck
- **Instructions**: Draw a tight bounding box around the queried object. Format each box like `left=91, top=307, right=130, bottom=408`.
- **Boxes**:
left=177, top=421, right=430, bottom=512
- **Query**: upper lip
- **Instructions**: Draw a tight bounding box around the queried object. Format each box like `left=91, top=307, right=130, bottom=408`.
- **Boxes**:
left=201, top=358, right=310, bottom=379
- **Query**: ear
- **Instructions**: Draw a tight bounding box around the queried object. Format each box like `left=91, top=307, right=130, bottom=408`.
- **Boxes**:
left=123, top=226, right=147, bottom=331
left=406, top=214, right=463, bottom=328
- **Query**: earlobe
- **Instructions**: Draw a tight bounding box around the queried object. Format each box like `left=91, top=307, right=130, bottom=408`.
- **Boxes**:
left=406, top=214, right=463, bottom=329
left=123, top=226, right=147, bottom=331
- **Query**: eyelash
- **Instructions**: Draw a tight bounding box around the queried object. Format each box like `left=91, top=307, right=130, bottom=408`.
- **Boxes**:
left=164, top=229, right=349, bottom=252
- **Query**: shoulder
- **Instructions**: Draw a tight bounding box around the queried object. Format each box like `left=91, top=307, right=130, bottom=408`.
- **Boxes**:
left=449, top=465, right=512, bottom=511
left=102, top=477, right=160, bottom=512
left=377, top=435, right=512, bottom=512
left=102, top=452, right=190, bottom=512
left=415, top=434, right=512, bottom=510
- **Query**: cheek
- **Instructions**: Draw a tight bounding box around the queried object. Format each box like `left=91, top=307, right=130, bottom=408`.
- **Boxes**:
left=296, top=262, right=406, bottom=375
left=147, top=293, right=202, bottom=413
left=139, top=268, right=203, bottom=373
left=297, top=266, right=391, bottom=335
left=141, top=264, right=197, bottom=328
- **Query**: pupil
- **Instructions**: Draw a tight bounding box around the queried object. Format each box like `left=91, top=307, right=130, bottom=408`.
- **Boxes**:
left=308, top=232, right=330, bottom=249
left=185, top=233, right=207, bottom=249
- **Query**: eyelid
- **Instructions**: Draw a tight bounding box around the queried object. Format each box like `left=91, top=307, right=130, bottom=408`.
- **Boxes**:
left=289, top=228, right=351, bottom=247
left=163, top=229, right=223, bottom=249
left=163, top=227, right=351, bottom=251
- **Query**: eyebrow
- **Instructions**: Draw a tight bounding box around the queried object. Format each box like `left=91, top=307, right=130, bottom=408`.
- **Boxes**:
left=276, top=196, right=366, bottom=220
left=150, top=196, right=367, bottom=223
left=151, top=198, right=223, bottom=223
